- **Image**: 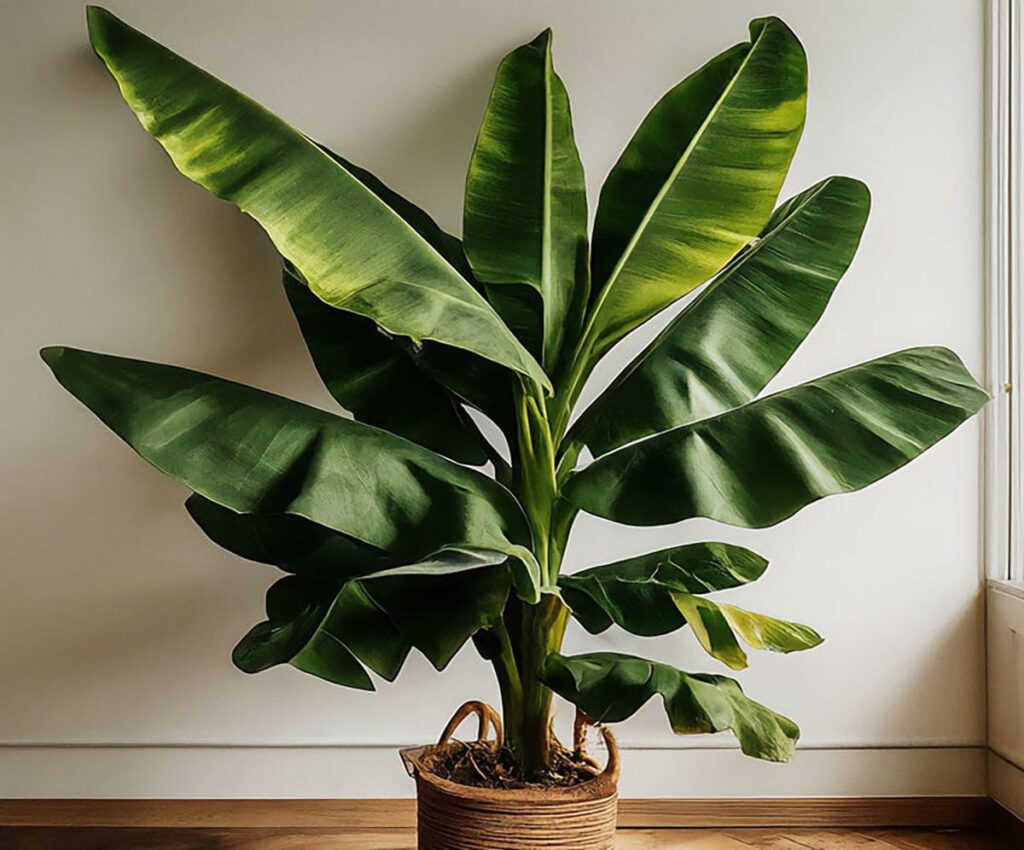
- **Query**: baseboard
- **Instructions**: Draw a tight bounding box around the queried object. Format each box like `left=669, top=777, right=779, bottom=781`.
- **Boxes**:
left=989, top=750, right=1024, bottom=822
left=0, top=796, right=992, bottom=829
left=0, top=745, right=987, bottom=798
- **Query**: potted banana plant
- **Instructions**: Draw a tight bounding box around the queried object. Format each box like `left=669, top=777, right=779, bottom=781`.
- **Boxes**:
left=45, top=8, right=986, bottom=849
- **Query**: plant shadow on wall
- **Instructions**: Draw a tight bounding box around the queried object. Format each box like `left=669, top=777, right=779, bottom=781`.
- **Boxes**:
left=43, top=3, right=987, bottom=801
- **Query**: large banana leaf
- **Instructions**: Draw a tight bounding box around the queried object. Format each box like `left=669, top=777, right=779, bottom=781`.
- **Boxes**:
left=565, top=347, right=987, bottom=527
left=184, top=494, right=392, bottom=580
left=572, top=177, right=870, bottom=455
left=584, top=18, right=807, bottom=359
left=319, top=147, right=475, bottom=281
left=464, top=30, right=589, bottom=374
left=284, top=269, right=489, bottom=465
left=559, top=542, right=767, bottom=635
left=86, top=7, right=549, bottom=391
left=281, top=147, right=496, bottom=463
left=189, top=465, right=542, bottom=604
left=42, top=347, right=529, bottom=561
left=235, top=549, right=510, bottom=688
left=541, top=652, right=799, bottom=761
left=357, top=548, right=512, bottom=667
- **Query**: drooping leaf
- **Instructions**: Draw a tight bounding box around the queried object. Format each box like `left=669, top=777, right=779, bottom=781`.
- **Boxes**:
left=308, top=580, right=411, bottom=681
left=185, top=494, right=391, bottom=580
left=42, top=347, right=529, bottom=562
left=283, top=268, right=490, bottom=465
left=565, top=347, right=987, bottom=528
left=464, top=29, right=589, bottom=373
left=559, top=542, right=767, bottom=635
left=232, top=574, right=371, bottom=685
left=572, top=177, right=871, bottom=455
left=233, top=548, right=511, bottom=687
left=717, top=603, right=823, bottom=655
left=541, top=652, right=799, bottom=761
left=669, top=594, right=821, bottom=671
left=360, top=548, right=512, bottom=668
left=584, top=18, right=807, bottom=360
left=86, top=6, right=549, bottom=391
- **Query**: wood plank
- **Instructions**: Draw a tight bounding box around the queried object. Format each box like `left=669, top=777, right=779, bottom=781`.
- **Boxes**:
left=615, top=832, right=753, bottom=849
left=0, top=797, right=990, bottom=829
left=728, top=828, right=1012, bottom=850
left=0, top=828, right=416, bottom=850
left=0, top=827, right=1006, bottom=850
left=615, top=798, right=990, bottom=829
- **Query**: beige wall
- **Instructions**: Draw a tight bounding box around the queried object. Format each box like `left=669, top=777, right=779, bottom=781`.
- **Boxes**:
left=0, top=0, right=987, bottom=796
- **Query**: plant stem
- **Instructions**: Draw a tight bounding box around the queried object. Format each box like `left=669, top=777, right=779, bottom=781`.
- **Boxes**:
left=496, top=380, right=578, bottom=777
left=502, top=595, right=569, bottom=777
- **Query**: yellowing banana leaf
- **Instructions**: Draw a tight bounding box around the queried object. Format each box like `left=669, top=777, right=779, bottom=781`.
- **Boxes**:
left=42, top=347, right=529, bottom=561
left=541, top=652, right=799, bottom=761
left=670, top=593, right=749, bottom=670
left=671, top=593, right=821, bottom=671
left=718, top=603, right=823, bottom=654
left=566, top=347, right=987, bottom=527
left=584, top=18, right=807, bottom=360
left=572, top=177, right=870, bottom=455
left=464, top=30, right=589, bottom=373
left=87, top=7, right=549, bottom=391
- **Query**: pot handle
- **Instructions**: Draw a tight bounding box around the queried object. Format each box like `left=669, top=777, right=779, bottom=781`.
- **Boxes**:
left=436, top=700, right=504, bottom=751
left=573, top=709, right=620, bottom=781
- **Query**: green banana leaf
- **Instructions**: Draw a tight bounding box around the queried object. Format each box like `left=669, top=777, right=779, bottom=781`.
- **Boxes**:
left=234, top=574, right=374, bottom=688
left=572, top=177, right=870, bottom=455
left=358, top=548, right=512, bottom=667
left=565, top=347, right=987, bottom=527
left=584, top=17, right=807, bottom=359
left=671, top=593, right=821, bottom=671
left=541, top=652, right=799, bottom=761
left=318, top=147, right=475, bottom=280
left=42, top=347, right=529, bottom=561
left=86, top=7, right=549, bottom=391
left=281, top=146, right=499, bottom=462
left=303, top=148, right=516, bottom=432
left=234, top=549, right=510, bottom=688
left=405, top=340, right=517, bottom=435
left=559, top=542, right=768, bottom=635
left=284, top=269, right=490, bottom=465
left=184, top=494, right=391, bottom=580
left=464, top=30, right=589, bottom=374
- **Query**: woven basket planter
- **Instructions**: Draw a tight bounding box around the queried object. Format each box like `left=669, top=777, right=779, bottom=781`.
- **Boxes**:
left=401, top=701, right=620, bottom=850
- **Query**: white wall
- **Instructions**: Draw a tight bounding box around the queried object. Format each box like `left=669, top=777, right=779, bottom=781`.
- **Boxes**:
left=0, top=0, right=988, bottom=797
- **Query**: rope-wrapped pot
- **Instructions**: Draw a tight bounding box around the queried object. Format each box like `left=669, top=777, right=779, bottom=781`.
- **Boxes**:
left=401, top=701, right=619, bottom=850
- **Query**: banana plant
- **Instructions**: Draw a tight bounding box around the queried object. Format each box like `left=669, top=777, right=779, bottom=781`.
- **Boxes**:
left=45, top=7, right=987, bottom=778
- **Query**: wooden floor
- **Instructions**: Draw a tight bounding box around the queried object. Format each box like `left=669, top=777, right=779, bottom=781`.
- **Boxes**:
left=0, top=826, right=1018, bottom=849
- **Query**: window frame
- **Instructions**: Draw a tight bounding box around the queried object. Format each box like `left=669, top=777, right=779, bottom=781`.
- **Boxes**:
left=988, top=0, right=1024, bottom=583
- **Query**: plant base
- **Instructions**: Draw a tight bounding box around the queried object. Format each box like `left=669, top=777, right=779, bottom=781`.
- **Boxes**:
left=401, top=701, right=619, bottom=850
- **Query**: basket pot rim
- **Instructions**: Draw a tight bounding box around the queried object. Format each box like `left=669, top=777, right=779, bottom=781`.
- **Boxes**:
left=401, top=744, right=619, bottom=804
